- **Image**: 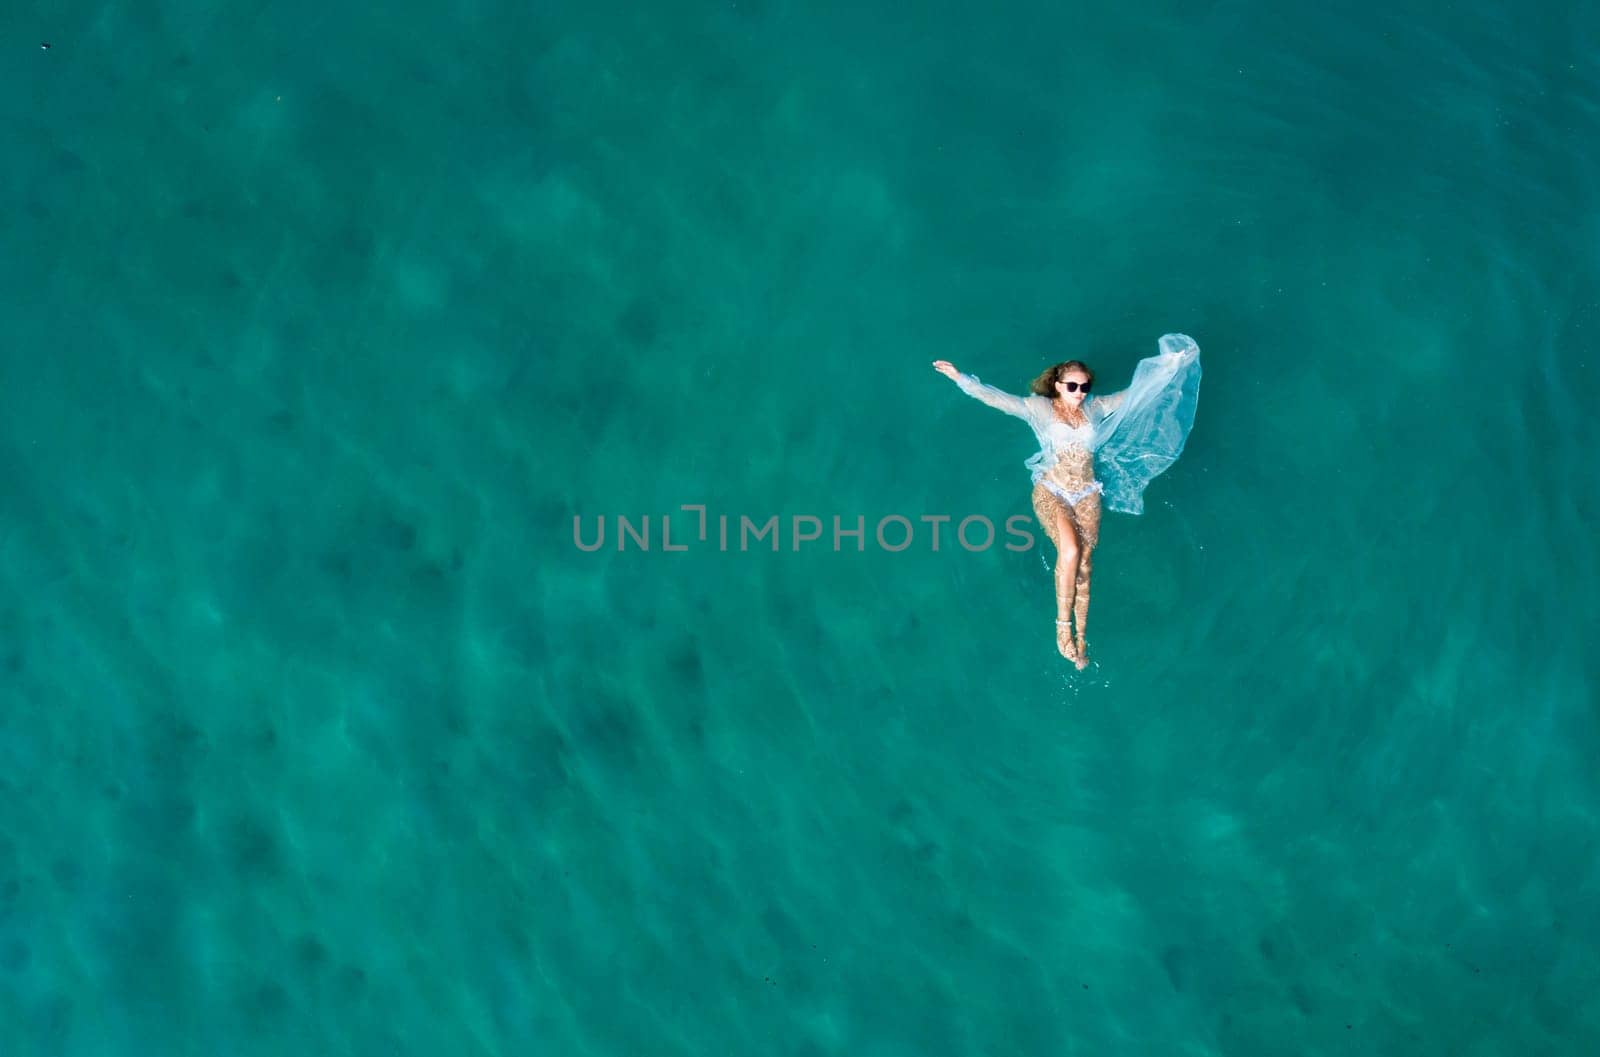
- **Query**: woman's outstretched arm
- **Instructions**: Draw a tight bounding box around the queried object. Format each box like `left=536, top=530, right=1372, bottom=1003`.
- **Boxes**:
left=1087, top=336, right=1199, bottom=418
left=1088, top=388, right=1128, bottom=416
left=932, top=360, right=1033, bottom=420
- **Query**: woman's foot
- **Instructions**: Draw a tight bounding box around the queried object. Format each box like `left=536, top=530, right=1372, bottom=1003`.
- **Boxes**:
left=1073, top=635, right=1089, bottom=670
left=1056, top=620, right=1080, bottom=663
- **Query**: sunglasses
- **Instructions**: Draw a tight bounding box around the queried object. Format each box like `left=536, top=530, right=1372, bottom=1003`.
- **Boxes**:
left=1059, top=379, right=1092, bottom=393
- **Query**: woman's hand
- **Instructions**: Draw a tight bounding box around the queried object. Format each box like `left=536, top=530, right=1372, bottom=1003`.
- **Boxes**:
left=931, top=360, right=960, bottom=380
left=1158, top=335, right=1199, bottom=364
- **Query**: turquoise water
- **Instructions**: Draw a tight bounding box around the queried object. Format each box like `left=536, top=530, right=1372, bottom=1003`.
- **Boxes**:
left=4, top=1, right=1599, bottom=1053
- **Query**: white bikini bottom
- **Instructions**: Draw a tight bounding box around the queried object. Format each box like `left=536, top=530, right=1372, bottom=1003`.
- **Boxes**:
left=1041, top=479, right=1104, bottom=506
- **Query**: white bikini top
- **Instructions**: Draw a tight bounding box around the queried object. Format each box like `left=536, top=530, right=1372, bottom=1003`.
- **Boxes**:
left=1044, top=416, right=1095, bottom=446
left=1024, top=416, right=1096, bottom=480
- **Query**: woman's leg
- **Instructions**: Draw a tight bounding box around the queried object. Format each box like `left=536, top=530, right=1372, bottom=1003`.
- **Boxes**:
left=1073, top=549, right=1093, bottom=661
left=1057, top=510, right=1087, bottom=666
left=1031, top=485, right=1081, bottom=661
left=1071, top=493, right=1102, bottom=664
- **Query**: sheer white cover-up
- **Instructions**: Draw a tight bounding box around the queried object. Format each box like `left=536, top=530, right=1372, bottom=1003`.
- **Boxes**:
left=953, top=333, right=1202, bottom=515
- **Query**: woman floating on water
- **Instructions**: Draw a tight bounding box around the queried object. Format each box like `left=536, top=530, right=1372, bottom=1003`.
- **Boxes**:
left=934, top=334, right=1202, bottom=668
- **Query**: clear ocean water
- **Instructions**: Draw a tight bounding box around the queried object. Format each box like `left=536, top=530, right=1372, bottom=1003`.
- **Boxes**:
left=3, top=2, right=1598, bottom=1054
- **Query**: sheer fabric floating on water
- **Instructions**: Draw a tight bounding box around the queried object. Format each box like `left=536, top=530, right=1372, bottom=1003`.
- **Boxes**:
left=1091, top=333, right=1202, bottom=514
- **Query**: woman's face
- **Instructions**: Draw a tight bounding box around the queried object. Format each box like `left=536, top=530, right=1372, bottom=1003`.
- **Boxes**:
left=1056, top=370, right=1091, bottom=406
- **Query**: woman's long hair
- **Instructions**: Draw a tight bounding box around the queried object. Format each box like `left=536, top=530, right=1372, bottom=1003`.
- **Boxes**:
left=1029, top=360, right=1094, bottom=397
